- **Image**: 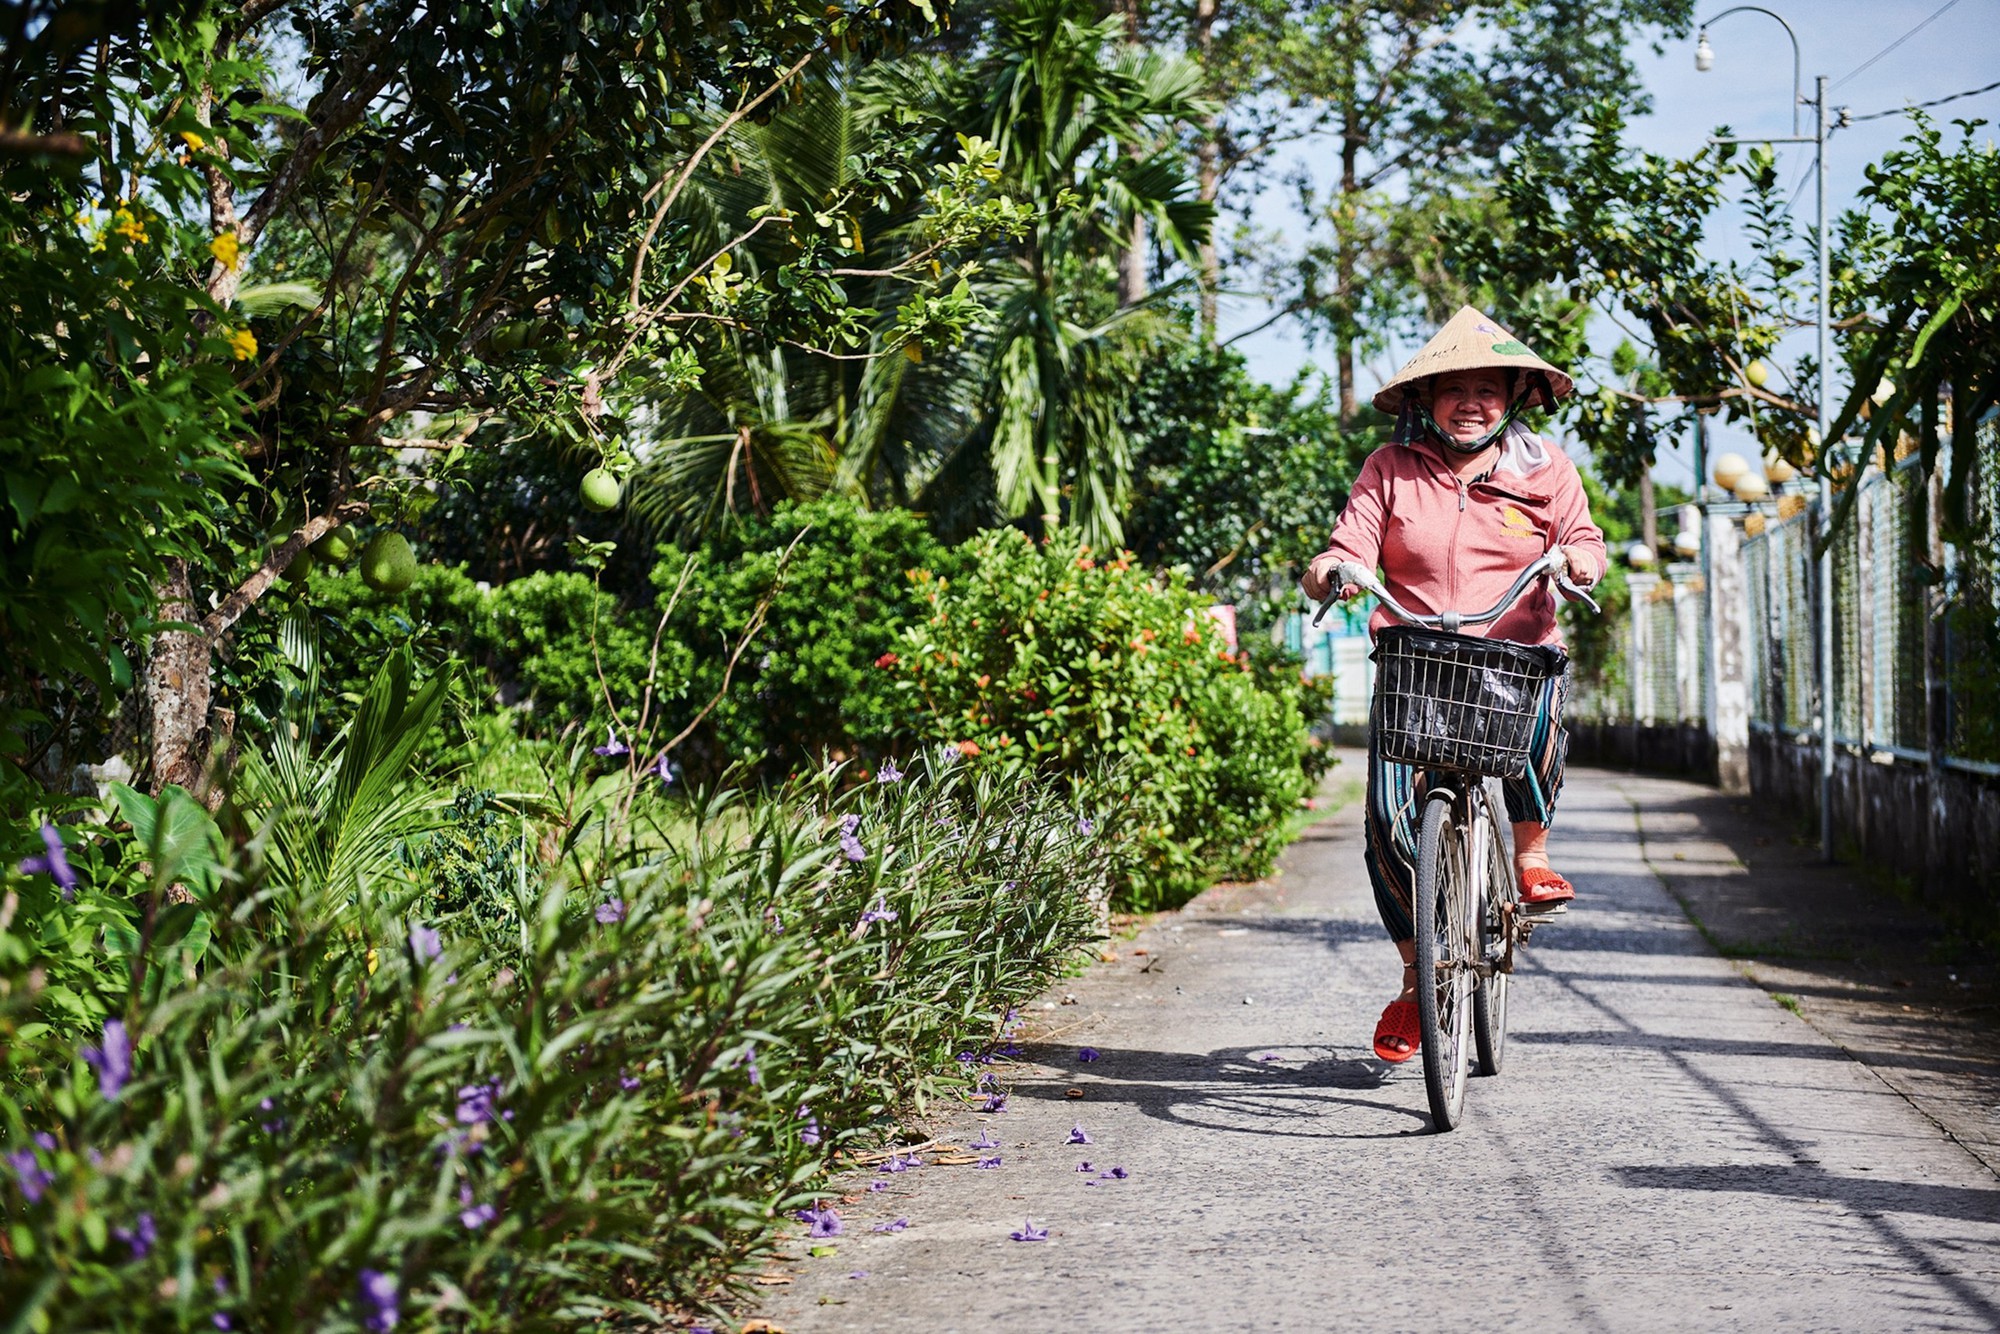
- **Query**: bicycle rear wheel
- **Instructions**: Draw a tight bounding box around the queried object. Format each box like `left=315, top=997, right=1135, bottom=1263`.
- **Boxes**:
left=1413, top=790, right=1475, bottom=1131
left=1471, top=786, right=1516, bottom=1076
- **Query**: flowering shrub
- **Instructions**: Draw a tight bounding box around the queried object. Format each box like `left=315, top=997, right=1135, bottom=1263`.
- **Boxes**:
left=887, top=529, right=1315, bottom=909
left=0, top=663, right=1105, bottom=1329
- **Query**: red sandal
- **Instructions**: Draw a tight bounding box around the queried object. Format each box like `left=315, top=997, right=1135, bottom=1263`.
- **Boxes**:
left=1373, top=999, right=1420, bottom=1063
left=1520, top=866, right=1576, bottom=906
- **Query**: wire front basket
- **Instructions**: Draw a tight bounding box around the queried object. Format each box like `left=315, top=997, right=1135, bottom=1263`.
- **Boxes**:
left=1371, top=627, right=1567, bottom=778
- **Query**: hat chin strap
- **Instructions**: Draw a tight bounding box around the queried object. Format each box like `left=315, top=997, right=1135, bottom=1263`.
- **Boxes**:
left=1410, top=372, right=1549, bottom=455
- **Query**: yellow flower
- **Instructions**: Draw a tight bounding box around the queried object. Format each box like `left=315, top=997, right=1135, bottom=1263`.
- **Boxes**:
left=180, top=130, right=206, bottom=152
left=210, top=232, right=240, bottom=271
left=111, top=207, right=149, bottom=245
left=365, top=948, right=379, bottom=975
left=228, top=328, right=258, bottom=361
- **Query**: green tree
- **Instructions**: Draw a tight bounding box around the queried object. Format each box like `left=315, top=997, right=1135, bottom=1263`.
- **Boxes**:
left=0, top=0, right=999, bottom=806
left=1172, top=0, right=1693, bottom=418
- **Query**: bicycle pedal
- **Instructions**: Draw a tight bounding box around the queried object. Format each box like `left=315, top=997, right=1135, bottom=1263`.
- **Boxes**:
left=1519, top=899, right=1570, bottom=918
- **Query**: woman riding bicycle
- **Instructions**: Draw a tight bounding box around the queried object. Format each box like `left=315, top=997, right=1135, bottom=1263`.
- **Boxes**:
left=1300, top=306, right=1606, bottom=1065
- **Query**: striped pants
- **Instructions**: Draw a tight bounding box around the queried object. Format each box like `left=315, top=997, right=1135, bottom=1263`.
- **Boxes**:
left=1363, top=667, right=1572, bottom=944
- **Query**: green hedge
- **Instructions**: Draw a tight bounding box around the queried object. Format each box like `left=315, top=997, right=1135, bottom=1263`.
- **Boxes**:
left=887, top=529, right=1314, bottom=909
left=1, top=661, right=1108, bottom=1329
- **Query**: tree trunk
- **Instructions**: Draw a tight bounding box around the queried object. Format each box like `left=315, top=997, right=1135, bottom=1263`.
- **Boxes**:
left=1336, top=99, right=1361, bottom=426
left=1116, top=0, right=1148, bottom=309
left=147, top=558, right=213, bottom=795
left=1193, top=0, right=1219, bottom=338
left=1638, top=469, right=1659, bottom=554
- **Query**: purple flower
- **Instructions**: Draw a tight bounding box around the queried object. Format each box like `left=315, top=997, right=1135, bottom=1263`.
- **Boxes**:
left=980, top=1093, right=1007, bottom=1113
left=213, top=1317, right=233, bottom=1331
left=868, top=1180, right=888, bottom=1192
left=7, top=1138, right=53, bottom=1202
left=977, top=1155, right=1002, bottom=1169
left=653, top=751, right=674, bottom=786
left=876, top=759, right=904, bottom=783
left=593, top=726, right=630, bottom=757
left=871, top=1216, right=910, bottom=1233
left=1076, top=1160, right=1096, bottom=1172
left=594, top=898, right=626, bottom=925
left=358, top=1269, right=398, bottom=1331
left=1077, top=1047, right=1101, bottom=1063
left=997, top=1043, right=1022, bottom=1057
left=619, top=1070, right=641, bottom=1092
left=455, top=1080, right=502, bottom=1126
left=84, top=1019, right=132, bottom=1100
left=458, top=1185, right=496, bottom=1231
left=1100, top=1166, right=1128, bottom=1180
left=113, top=1212, right=157, bottom=1259
left=1258, top=1052, right=1282, bottom=1062
left=408, top=923, right=441, bottom=962
left=858, top=897, right=897, bottom=925
left=838, top=813, right=867, bottom=862
left=798, top=1106, right=821, bottom=1146
left=975, top=1071, right=996, bottom=1088
left=738, top=1043, right=759, bottom=1086
left=1076, top=816, right=1096, bottom=836
left=970, top=1129, right=999, bottom=1150
left=1009, top=1219, right=1049, bottom=1242
left=877, top=1151, right=919, bottom=1174
left=1066, top=1124, right=1091, bottom=1145
left=848, top=1271, right=869, bottom=1279
left=18, top=822, right=78, bottom=899
left=259, top=1096, right=287, bottom=1134
left=796, top=1203, right=843, bottom=1237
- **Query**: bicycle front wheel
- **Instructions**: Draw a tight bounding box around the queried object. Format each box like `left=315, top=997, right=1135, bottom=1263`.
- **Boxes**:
left=1413, top=790, right=1475, bottom=1131
left=1471, top=785, right=1515, bottom=1076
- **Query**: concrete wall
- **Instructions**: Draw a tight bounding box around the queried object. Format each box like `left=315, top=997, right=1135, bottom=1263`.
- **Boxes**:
left=1567, top=720, right=1718, bottom=783
left=1749, top=729, right=2000, bottom=931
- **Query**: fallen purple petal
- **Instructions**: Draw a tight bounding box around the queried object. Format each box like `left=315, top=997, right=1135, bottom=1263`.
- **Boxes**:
left=980, top=1093, right=1007, bottom=1113
left=868, top=1180, right=888, bottom=1192
left=970, top=1129, right=999, bottom=1150
left=1077, top=1047, right=1101, bottom=1063
left=871, top=1217, right=909, bottom=1233
left=1074, top=1161, right=1093, bottom=1172
left=795, top=1203, right=843, bottom=1237
left=977, top=1155, right=1002, bottom=1169
left=1100, top=1166, right=1128, bottom=1179
left=1066, top=1124, right=1091, bottom=1145
left=1009, top=1219, right=1049, bottom=1242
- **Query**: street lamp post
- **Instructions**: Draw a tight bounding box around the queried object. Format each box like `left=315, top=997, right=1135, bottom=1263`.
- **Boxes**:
left=1695, top=7, right=1837, bottom=862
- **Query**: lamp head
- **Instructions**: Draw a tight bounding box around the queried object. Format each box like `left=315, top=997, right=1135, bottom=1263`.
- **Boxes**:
left=1695, top=31, right=1715, bottom=72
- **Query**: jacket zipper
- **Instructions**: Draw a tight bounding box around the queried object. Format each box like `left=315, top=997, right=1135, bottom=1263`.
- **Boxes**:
left=1449, top=476, right=1467, bottom=607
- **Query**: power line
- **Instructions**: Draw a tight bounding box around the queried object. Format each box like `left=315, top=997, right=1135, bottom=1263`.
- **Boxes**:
left=1830, top=0, right=1962, bottom=91
left=1850, top=76, right=2000, bottom=122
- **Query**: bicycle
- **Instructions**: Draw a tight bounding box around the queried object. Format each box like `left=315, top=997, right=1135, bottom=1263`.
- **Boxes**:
left=1314, top=549, right=1599, bottom=1132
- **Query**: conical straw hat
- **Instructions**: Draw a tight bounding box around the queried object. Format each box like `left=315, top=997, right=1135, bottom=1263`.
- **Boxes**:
left=1370, top=305, right=1574, bottom=415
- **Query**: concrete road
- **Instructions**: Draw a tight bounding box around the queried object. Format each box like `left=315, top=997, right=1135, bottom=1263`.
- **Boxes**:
left=751, top=761, right=2000, bottom=1333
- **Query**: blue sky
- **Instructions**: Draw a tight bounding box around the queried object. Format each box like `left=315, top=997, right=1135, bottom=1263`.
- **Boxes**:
left=1215, top=0, right=2000, bottom=491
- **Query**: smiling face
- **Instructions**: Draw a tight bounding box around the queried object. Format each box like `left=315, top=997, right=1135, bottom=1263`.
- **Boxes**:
left=1426, top=368, right=1511, bottom=444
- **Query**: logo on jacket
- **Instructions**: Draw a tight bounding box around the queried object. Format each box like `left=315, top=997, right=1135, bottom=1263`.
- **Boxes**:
left=1498, top=505, right=1539, bottom=539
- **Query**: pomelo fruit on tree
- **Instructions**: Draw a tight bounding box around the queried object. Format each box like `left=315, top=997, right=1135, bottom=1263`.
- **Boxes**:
left=1744, top=360, right=1769, bottom=388
left=311, top=524, right=357, bottom=563
left=580, top=468, right=622, bottom=512
left=359, top=532, right=418, bottom=594
left=282, top=549, right=314, bottom=584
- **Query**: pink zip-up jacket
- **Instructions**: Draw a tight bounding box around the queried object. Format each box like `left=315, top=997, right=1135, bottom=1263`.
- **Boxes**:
left=1320, top=432, right=1607, bottom=647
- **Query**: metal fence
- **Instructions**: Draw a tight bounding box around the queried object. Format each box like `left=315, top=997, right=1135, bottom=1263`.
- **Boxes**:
left=1574, top=417, right=1998, bottom=776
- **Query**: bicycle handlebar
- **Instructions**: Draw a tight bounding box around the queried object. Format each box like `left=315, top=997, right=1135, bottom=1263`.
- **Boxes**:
left=1312, top=548, right=1601, bottom=633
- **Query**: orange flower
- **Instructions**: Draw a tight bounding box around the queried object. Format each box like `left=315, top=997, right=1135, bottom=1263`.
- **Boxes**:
left=976, top=673, right=991, bottom=688
left=875, top=652, right=899, bottom=668
left=957, top=740, right=981, bottom=757
left=1183, top=627, right=1201, bottom=644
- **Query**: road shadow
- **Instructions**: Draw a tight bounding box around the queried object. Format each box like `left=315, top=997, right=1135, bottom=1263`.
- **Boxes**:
left=1005, top=1040, right=1433, bottom=1139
